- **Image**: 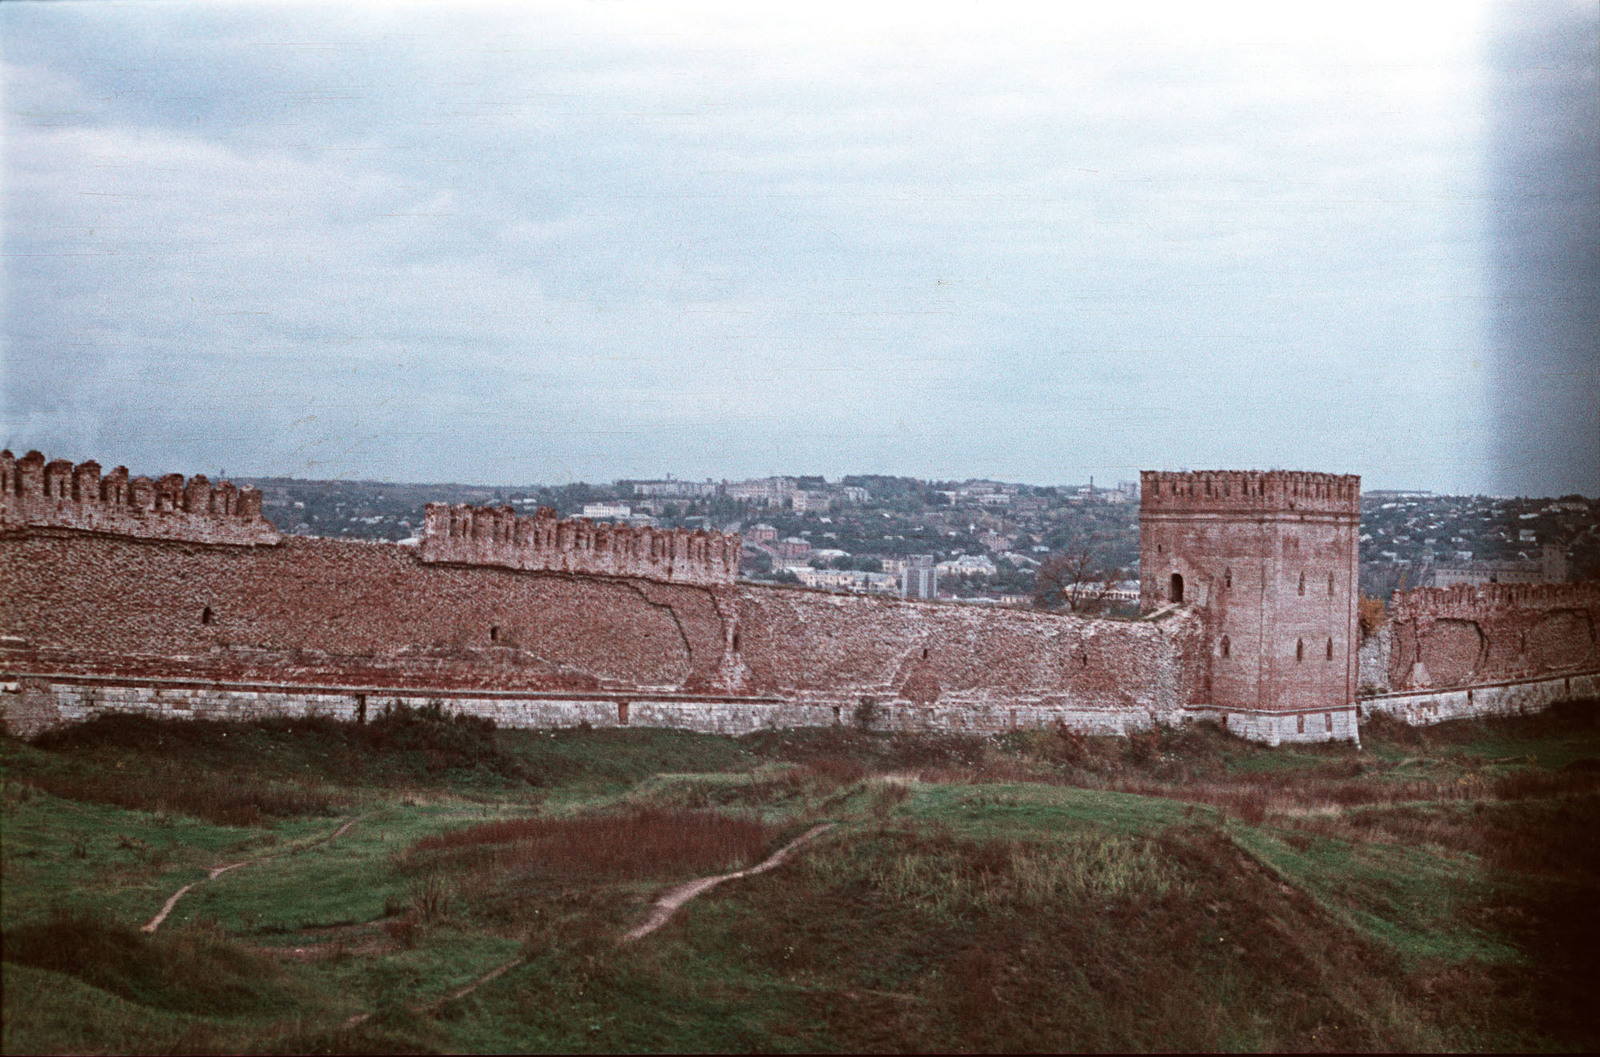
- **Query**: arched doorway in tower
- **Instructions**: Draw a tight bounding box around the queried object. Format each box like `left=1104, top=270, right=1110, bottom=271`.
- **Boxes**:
left=1170, top=572, right=1184, bottom=604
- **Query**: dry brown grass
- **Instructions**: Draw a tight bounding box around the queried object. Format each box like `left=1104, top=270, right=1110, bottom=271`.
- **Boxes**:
left=19, top=769, right=334, bottom=827
left=406, top=807, right=774, bottom=881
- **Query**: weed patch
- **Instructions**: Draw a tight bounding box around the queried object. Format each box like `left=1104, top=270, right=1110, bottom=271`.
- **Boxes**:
left=20, top=767, right=334, bottom=827
left=406, top=807, right=774, bottom=882
left=0, top=906, right=294, bottom=1017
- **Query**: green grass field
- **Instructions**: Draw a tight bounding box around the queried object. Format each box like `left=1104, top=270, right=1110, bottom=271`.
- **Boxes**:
left=3, top=703, right=1598, bottom=1053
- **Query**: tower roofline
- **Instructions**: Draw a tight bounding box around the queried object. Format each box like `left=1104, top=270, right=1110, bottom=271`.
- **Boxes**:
left=1140, top=469, right=1360, bottom=516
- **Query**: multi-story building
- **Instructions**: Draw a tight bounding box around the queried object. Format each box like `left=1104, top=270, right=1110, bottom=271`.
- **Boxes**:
left=724, top=477, right=798, bottom=506
left=775, top=536, right=813, bottom=561
left=1428, top=542, right=1568, bottom=586
left=629, top=479, right=719, bottom=499
left=937, top=554, right=997, bottom=578
left=902, top=554, right=938, bottom=600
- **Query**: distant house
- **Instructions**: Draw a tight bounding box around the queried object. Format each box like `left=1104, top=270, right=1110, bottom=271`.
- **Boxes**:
left=978, top=530, right=1011, bottom=552
left=1428, top=543, right=1567, bottom=586
left=775, top=537, right=813, bottom=561
left=581, top=502, right=631, bottom=520
left=937, top=554, right=997, bottom=577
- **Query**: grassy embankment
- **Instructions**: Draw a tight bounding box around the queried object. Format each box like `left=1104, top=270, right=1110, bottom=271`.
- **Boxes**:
left=3, top=701, right=1599, bottom=1053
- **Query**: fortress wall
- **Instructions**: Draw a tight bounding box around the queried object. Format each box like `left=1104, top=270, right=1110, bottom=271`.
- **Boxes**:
left=0, top=532, right=728, bottom=693
left=0, top=524, right=1202, bottom=736
left=1361, top=672, right=1600, bottom=727
left=0, top=450, right=276, bottom=546
left=421, top=502, right=740, bottom=586
left=731, top=587, right=1202, bottom=718
left=1386, top=582, right=1600, bottom=691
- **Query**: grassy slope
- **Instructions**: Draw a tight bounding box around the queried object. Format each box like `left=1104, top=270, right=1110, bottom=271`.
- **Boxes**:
left=2, top=706, right=1598, bottom=1053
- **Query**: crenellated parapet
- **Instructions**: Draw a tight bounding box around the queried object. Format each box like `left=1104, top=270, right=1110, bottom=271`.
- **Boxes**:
left=1391, top=582, right=1600, bottom=626
left=1141, top=470, right=1360, bottom=518
left=420, top=502, right=741, bottom=586
left=0, top=450, right=278, bottom=546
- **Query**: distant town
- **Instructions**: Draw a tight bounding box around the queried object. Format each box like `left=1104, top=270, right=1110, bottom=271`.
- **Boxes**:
left=244, top=473, right=1600, bottom=609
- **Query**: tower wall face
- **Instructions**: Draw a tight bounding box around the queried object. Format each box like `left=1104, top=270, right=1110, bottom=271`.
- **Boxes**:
left=1140, top=471, right=1360, bottom=723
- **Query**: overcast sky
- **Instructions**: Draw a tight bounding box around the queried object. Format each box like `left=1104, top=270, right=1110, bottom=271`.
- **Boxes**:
left=3, top=1, right=1595, bottom=494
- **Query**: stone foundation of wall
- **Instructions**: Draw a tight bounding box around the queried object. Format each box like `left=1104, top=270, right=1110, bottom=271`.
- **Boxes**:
left=1359, top=671, right=1599, bottom=727
left=0, top=674, right=1176, bottom=741
left=14, top=672, right=1594, bottom=745
left=1198, top=706, right=1361, bottom=746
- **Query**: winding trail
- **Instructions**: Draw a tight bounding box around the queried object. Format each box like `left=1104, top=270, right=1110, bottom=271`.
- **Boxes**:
left=140, top=818, right=360, bottom=934
left=622, top=822, right=835, bottom=942
left=338, top=820, right=837, bottom=1030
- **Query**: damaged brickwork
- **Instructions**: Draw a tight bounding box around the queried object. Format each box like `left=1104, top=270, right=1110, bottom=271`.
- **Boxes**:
left=0, top=450, right=1204, bottom=739
left=2, top=450, right=1595, bottom=744
left=1380, top=582, right=1600, bottom=692
left=421, top=501, right=741, bottom=585
left=0, top=450, right=276, bottom=546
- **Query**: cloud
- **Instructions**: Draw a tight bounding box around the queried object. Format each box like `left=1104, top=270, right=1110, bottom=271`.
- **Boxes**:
left=2, top=0, right=1548, bottom=492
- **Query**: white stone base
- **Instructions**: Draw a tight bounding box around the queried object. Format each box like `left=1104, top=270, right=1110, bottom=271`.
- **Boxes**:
left=1195, top=707, right=1361, bottom=746
left=1359, top=671, right=1599, bottom=726
left=0, top=674, right=1174, bottom=741
left=18, top=670, right=1589, bottom=746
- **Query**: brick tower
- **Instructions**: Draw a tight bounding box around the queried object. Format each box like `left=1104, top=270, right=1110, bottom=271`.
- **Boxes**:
left=1140, top=470, right=1361, bottom=744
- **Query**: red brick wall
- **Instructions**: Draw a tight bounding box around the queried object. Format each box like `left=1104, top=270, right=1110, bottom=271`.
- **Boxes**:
left=1388, top=583, right=1600, bottom=689
left=1140, top=470, right=1361, bottom=715
left=421, top=502, right=740, bottom=586
left=0, top=450, right=275, bottom=546
left=731, top=587, right=1198, bottom=709
left=0, top=532, right=722, bottom=692
left=0, top=528, right=1203, bottom=713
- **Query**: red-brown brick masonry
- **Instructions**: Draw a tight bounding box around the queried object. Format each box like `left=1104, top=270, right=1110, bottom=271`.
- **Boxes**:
left=1, top=451, right=1202, bottom=732
left=1140, top=470, right=1360, bottom=725
left=3, top=453, right=1595, bottom=743
left=1388, top=582, right=1600, bottom=690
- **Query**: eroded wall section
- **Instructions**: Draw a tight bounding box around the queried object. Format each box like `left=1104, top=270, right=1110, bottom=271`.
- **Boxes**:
left=0, top=450, right=275, bottom=546
left=1387, top=582, right=1600, bottom=690
left=0, top=524, right=1203, bottom=732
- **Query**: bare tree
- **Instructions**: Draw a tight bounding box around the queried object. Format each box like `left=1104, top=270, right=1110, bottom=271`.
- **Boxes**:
left=1033, top=549, right=1122, bottom=613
